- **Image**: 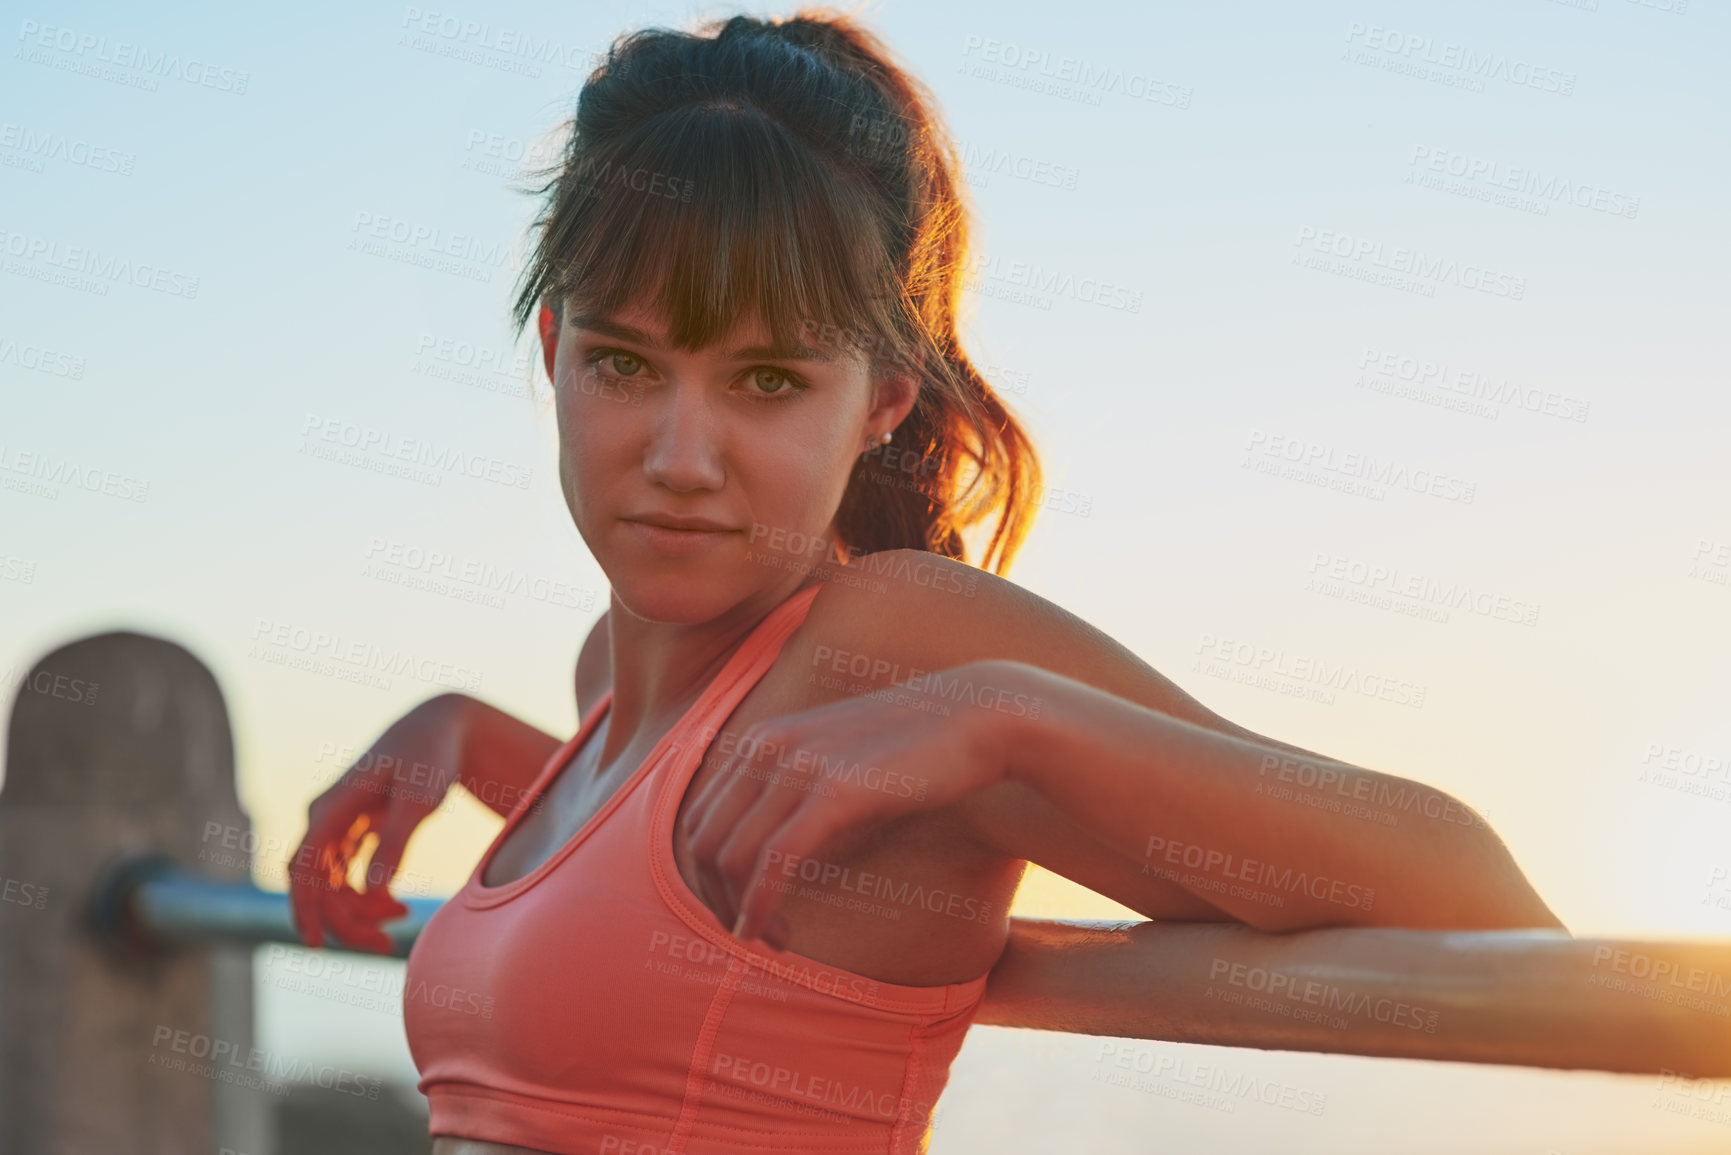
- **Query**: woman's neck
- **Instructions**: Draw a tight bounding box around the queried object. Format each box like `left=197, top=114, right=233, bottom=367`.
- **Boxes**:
left=596, top=579, right=814, bottom=772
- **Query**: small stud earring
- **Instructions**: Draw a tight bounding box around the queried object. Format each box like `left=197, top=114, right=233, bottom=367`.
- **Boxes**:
left=880, top=432, right=892, bottom=444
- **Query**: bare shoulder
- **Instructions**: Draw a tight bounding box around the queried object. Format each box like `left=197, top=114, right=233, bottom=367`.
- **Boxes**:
left=744, top=552, right=1288, bottom=927
left=783, top=548, right=1237, bottom=734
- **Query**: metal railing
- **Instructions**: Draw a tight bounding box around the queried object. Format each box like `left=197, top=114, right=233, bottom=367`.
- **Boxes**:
left=91, top=855, right=437, bottom=960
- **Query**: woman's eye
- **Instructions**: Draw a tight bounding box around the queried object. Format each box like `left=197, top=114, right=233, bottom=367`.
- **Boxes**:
left=744, top=367, right=807, bottom=399
left=600, top=351, right=643, bottom=376
left=584, top=348, right=645, bottom=377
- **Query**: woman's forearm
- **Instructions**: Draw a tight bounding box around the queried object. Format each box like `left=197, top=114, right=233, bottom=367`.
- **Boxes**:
left=987, top=661, right=1559, bottom=931
left=977, top=918, right=1731, bottom=1076
left=438, top=694, right=562, bottom=820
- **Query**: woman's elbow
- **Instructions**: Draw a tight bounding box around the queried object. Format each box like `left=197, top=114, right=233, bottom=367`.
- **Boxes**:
left=1461, top=812, right=1568, bottom=932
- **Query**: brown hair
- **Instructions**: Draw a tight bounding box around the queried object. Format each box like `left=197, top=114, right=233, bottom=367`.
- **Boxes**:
left=509, top=8, right=1041, bottom=575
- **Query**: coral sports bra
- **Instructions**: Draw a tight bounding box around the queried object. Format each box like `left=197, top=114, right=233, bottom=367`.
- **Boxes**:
left=404, top=583, right=991, bottom=1154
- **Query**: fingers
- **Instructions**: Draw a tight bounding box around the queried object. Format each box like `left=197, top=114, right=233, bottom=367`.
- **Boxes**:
left=734, top=802, right=843, bottom=945
left=321, top=882, right=394, bottom=954
left=685, top=753, right=766, bottom=931
left=290, top=810, right=347, bottom=948
left=295, top=855, right=395, bottom=954
left=288, top=815, right=401, bottom=953
left=762, top=913, right=792, bottom=952
left=682, top=746, right=757, bottom=847
left=355, top=885, right=408, bottom=924
left=357, top=808, right=418, bottom=922
left=688, top=851, right=737, bottom=936
left=715, top=784, right=804, bottom=935
left=288, top=844, right=326, bottom=950
left=288, top=828, right=351, bottom=949
left=288, top=759, right=431, bottom=953
left=686, top=726, right=858, bottom=943
left=336, top=813, right=373, bottom=881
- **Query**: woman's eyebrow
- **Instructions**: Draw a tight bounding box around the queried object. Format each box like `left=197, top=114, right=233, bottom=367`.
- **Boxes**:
left=729, top=340, right=835, bottom=364
left=572, top=313, right=835, bottom=363
left=571, top=314, right=659, bottom=346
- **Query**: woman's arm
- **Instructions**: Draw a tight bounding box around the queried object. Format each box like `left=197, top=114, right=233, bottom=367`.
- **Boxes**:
left=785, top=553, right=1559, bottom=933
left=289, top=692, right=559, bottom=950
left=977, top=917, right=1731, bottom=1076
left=442, top=694, right=563, bottom=819
left=290, top=613, right=606, bottom=949
left=446, top=608, right=610, bottom=819
left=972, top=659, right=1560, bottom=932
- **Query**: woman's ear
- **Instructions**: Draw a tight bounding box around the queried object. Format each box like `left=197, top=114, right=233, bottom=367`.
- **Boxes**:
left=868, top=354, right=923, bottom=434
left=538, top=303, right=558, bottom=384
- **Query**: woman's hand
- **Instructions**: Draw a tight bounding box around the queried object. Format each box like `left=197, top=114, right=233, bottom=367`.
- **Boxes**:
left=680, top=662, right=1024, bottom=948
left=287, top=695, right=466, bottom=953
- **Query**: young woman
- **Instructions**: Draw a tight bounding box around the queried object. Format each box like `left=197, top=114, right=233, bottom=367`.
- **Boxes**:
left=289, top=11, right=1562, bottom=1153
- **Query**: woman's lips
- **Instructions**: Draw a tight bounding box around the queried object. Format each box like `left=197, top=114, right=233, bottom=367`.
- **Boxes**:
left=623, top=519, right=739, bottom=555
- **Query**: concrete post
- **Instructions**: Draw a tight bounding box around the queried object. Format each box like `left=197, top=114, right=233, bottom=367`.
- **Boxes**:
left=0, top=631, right=272, bottom=1155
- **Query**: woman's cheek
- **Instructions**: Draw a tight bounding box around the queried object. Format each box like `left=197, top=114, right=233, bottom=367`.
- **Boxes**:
left=556, top=403, right=616, bottom=528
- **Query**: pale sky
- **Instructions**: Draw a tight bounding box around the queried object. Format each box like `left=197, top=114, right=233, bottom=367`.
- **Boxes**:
left=3, top=1, right=1728, bottom=1151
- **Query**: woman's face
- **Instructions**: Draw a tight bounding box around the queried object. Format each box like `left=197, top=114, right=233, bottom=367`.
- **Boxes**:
left=539, top=297, right=913, bottom=623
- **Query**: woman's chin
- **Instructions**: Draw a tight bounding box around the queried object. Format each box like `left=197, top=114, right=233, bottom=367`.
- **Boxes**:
left=604, top=565, right=748, bottom=624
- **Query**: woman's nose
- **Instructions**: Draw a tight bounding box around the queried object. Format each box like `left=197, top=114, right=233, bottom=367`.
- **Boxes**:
left=641, top=389, right=726, bottom=492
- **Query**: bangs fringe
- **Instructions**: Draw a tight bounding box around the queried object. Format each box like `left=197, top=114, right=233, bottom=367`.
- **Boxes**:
left=548, top=105, right=898, bottom=356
